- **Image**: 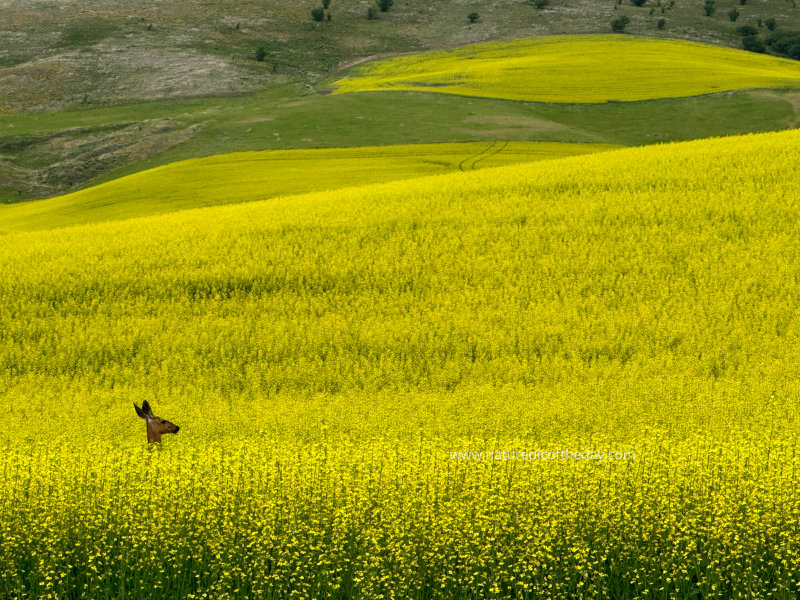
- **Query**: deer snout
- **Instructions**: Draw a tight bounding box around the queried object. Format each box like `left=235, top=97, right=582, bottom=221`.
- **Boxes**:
left=174, top=425, right=180, bottom=433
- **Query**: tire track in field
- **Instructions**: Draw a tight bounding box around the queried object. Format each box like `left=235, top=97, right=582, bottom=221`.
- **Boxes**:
left=470, top=140, right=509, bottom=170
left=458, top=141, right=497, bottom=171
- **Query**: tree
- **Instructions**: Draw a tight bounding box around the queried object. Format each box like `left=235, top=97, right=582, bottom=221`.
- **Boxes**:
left=765, top=17, right=776, bottom=30
left=254, top=45, right=266, bottom=62
left=703, top=0, right=715, bottom=16
left=322, top=0, right=331, bottom=7
left=611, top=15, right=631, bottom=31
left=468, top=12, right=480, bottom=22
left=631, top=0, right=646, bottom=6
left=657, top=17, right=666, bottom=29
left=533, top=0, right=549, bottom=8
left=728, top=8, right=739, bottom=21
left=311, top=7, right=325, bottom=21
left=742, top=35, right=765, bottom=52
left=736, top=24, right=758, bottom=35
left=377, top=0, right=393, bottom=11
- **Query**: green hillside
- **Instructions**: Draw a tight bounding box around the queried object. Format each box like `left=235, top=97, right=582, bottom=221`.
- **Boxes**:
left=3, top=5, right=800, bottom=203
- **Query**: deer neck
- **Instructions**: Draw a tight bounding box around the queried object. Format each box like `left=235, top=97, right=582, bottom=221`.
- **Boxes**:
left=146, top=422, right=162, bottom=444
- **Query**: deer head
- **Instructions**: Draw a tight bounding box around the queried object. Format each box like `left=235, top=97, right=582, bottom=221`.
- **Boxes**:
left=134, top=400, right=180, bottom=444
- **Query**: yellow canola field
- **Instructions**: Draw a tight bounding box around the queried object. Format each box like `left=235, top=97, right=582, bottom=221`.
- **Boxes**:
left=2, top=130, right=800, bottom=599
left=332, top=34, right=800, bottom=103
left=0, top=141, right=615, bottom=233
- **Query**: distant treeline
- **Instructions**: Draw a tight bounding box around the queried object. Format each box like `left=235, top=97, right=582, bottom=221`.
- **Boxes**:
left=738, top=26, right=800, bottom=58
left=764, top=30, right=800, bottom=59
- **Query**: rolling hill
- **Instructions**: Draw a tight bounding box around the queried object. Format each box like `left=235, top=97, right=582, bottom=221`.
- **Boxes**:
left=331, top=34, right=800, bottom=102
left=5, top=34, right=800, bottom=205
left=0, top=141, right=617, bottom=233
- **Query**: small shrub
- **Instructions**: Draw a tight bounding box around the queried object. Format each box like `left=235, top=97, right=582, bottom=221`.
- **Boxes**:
left=736, top=24, right=758, bottom=35
left=533, top=0, right=549, bottom=8
left=631, top=0, right=646, bottom=6
left=757, top=17, right=762, bottom=26
left=765, top=17, right=776, bottom=30
left=742, top=35, right=765, bottom=52
left=611, top=15, right=631, bottom=31
left=739, top=0, right=747, bottom=4
left=728, top=8, right=739, bottom=21
left=468, top=12, right=480, bottom=22
left=377, top=0, right=393, bottom=11
left=323, top=0, right=331, bottom=7
left=789, top=44, right=800, bottom=59
left=657, top=17, right=666, bottom=29
left=311, top=7, right=325, bottom=21
left=703, top=0, right=715, bottom=16
left=254, top=45, right=266, bottom=62
left=367, top=6, right=378, bottom=19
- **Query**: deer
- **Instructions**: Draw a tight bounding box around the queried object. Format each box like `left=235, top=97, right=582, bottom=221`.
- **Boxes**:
left=134, top=400, right=180, bottom=444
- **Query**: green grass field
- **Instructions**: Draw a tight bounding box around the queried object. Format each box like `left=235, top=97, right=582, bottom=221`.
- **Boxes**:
left=2, top=129, right=800, bottom=598
left=4, top=82, right=799, bottom=203
left=0, top=141, right=617, bottom=232
left=331, top=35, right=800, bottom=102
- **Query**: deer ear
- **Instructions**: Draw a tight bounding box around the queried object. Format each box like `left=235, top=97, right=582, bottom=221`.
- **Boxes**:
left=141, top=400, right=154, bottom=418
left=134, top=404, right=146, bottom=419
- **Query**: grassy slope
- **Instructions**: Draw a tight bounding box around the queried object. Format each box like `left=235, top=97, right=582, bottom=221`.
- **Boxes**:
left=3, top=0, right=800, bottom=202
left=0, top=141, right=618, bottom=233
left=2, top=130, right=800, bottom=597
left=4, top=0, right=800, bottom=106
left=9, top=30, right=800, bottom=232
left=331, top=34, right=800, bottom=102
left=4, top=76, right=799, bottom=204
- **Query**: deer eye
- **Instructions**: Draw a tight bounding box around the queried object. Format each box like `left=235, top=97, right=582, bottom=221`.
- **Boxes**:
left=160, top=419, right=166, bottom=424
